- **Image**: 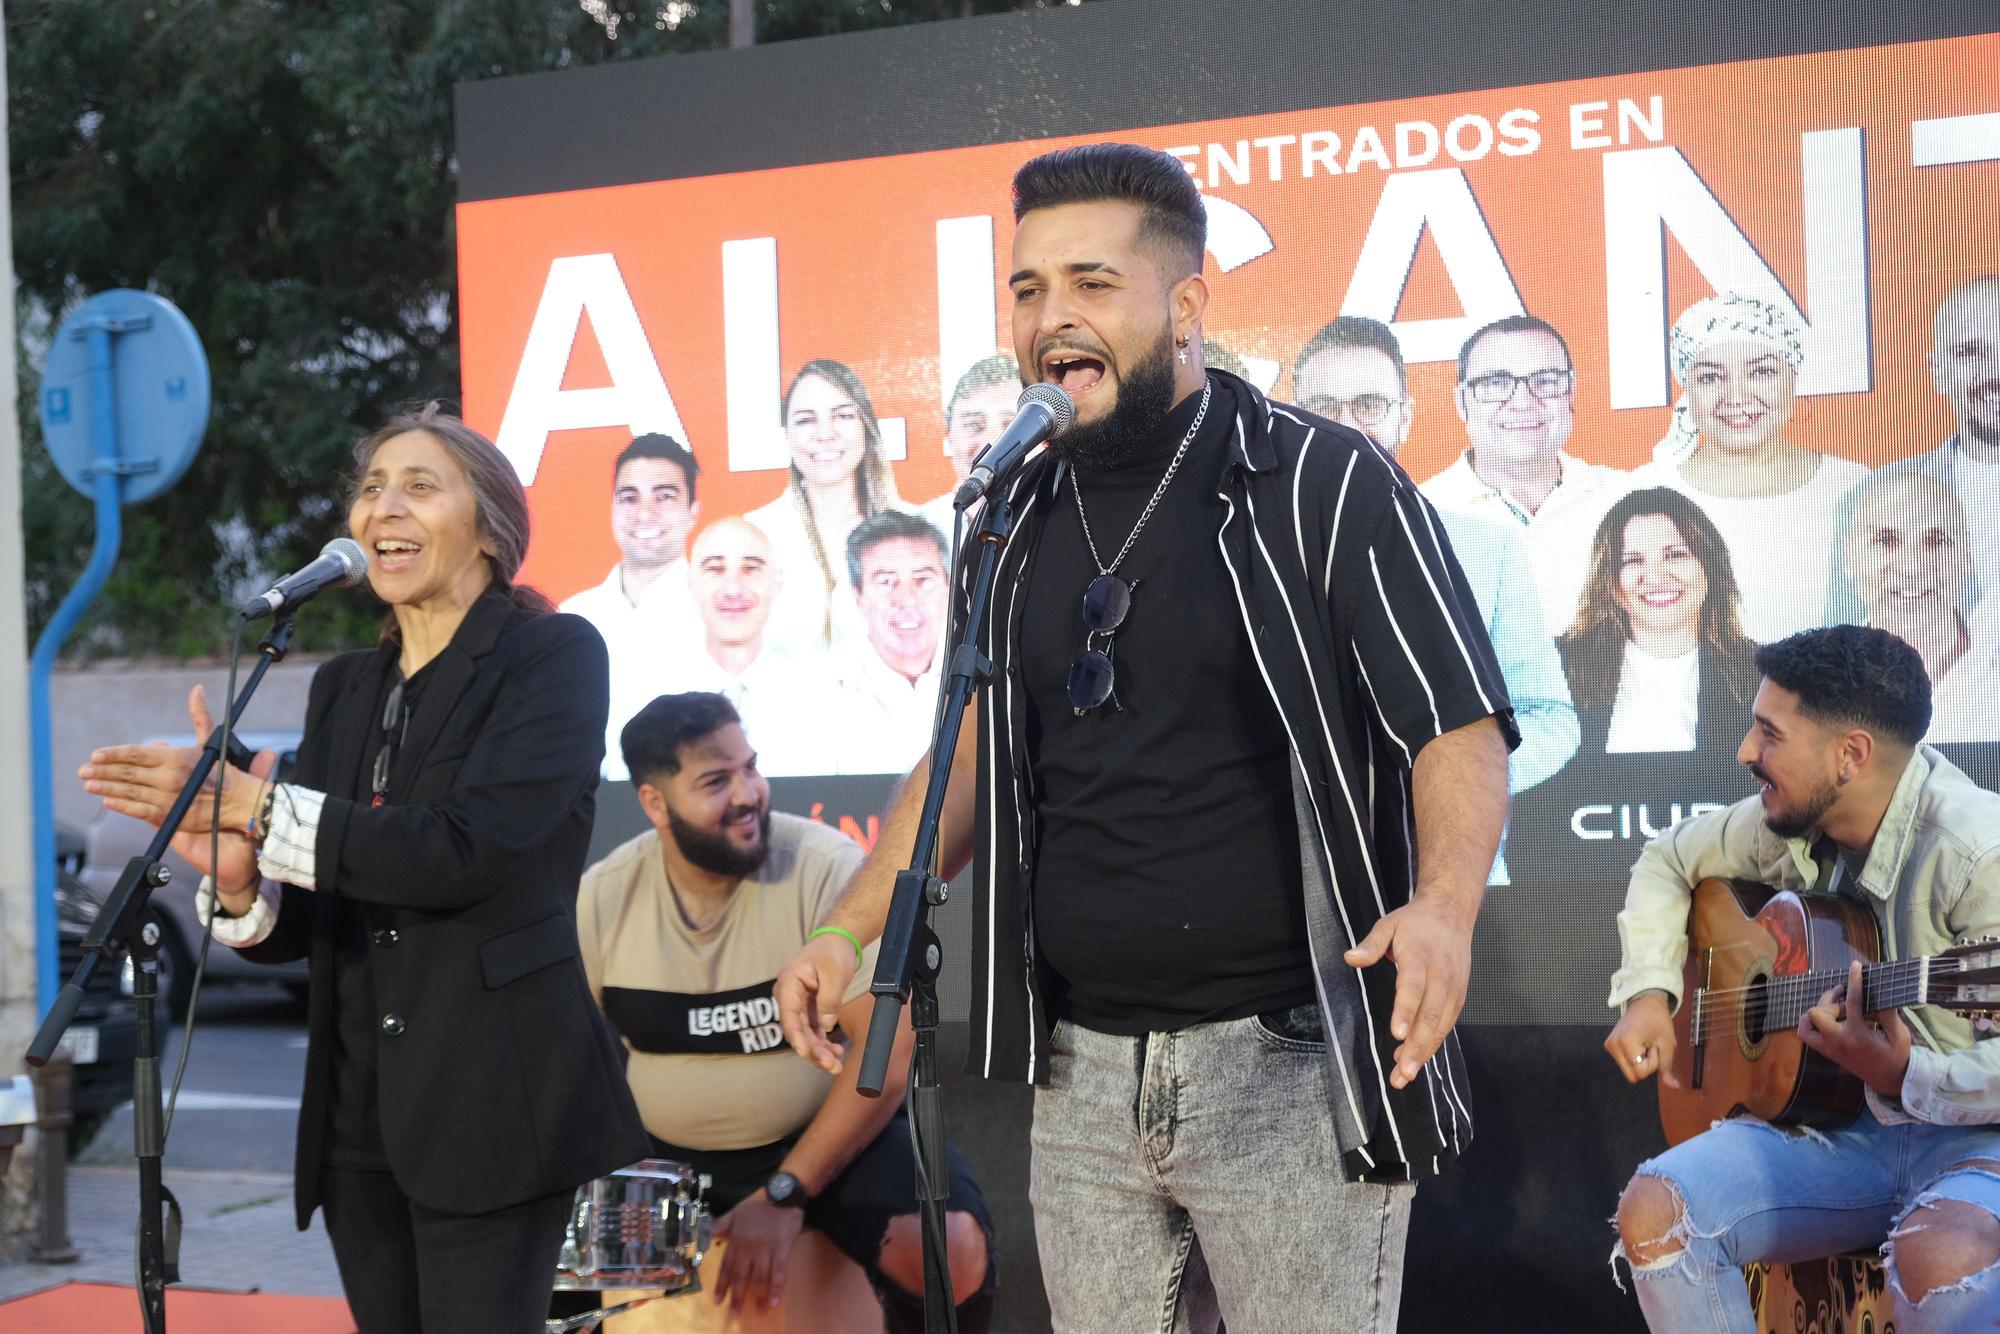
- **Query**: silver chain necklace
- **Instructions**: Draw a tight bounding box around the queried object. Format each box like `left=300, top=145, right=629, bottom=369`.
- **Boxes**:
left=1073, top=379, right=1211, bottom=576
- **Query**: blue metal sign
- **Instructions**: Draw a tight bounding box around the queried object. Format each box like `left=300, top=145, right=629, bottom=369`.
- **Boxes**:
left=30, top=290, right=211, bottom=1015
left=39, top=289, right=210, bottom=505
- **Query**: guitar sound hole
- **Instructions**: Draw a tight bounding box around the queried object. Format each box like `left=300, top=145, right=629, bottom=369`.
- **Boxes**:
left=1742, top=973, right=1770, bottom=1045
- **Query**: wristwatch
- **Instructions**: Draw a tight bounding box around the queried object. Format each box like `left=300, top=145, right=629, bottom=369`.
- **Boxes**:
left=764, top=1170, right=809, bottom=1209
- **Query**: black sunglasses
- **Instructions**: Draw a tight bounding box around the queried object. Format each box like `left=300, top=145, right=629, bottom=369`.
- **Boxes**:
left=1066, top=575, right=1139, bottom=715
left=370, top=678, right=409, bottom=808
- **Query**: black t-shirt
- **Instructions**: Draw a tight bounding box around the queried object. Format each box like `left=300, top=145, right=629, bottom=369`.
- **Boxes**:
left=1020, top=375, right=1315, bottom=1034
left=324, top=654, right=435, bottom=1171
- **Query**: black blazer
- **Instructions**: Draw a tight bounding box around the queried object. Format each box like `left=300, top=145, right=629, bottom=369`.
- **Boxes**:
left=1561, top=639, right=1759, bottom=756
left=243, top=590, right=649, bottom=1225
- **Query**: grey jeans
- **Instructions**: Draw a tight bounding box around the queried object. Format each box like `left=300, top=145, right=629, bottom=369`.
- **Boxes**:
left=1029, top=1011, right=1413, bottom=1334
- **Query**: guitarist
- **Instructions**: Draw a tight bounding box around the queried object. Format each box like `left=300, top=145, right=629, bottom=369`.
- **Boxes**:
left=1604, top=625, right=2000, bottom=1331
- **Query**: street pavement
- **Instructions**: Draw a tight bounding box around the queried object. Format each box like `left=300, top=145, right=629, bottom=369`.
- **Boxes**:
left=0, top=982, right=345, bottom=1305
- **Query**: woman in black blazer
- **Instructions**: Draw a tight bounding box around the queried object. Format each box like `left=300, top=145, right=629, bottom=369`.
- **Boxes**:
left=1557, top=486, right=1761, bottom=755
left=81, top=406, right=649, bottom=1333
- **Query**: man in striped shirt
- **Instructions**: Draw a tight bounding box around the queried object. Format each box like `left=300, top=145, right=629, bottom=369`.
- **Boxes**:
left=776, top=143, right=1516, bottom=1332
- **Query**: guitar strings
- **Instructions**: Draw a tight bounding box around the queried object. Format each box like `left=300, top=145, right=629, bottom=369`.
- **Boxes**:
left=1683, top=957, right=1996, bottom=1041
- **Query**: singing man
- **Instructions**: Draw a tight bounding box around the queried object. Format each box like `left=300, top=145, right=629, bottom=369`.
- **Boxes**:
left=774, top=142, right=1514, bottom=1331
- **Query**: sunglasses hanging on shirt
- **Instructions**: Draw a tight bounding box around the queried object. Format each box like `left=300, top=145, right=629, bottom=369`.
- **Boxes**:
left=370, top=677, right=410, bottom=808
left=1067, top=377, right=1211, bottom=716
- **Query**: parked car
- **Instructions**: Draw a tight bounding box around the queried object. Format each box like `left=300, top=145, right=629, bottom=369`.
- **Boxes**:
left=53, top=823, right=137, bottom=1153
left=75, top=731, right=308, bottom=1020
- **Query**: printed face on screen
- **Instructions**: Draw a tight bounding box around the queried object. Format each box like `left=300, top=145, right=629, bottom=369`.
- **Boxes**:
left=854, top=535, right=948, bottom=680
left=1293, top=346, right=1411, bottom=451
left=1455, top=329, right=1574, bottom=466
left=651, top=722, right=772, bottom=877
left=946, top=381, right=1021, bottom=480
left=1932, top=280, right=2000, bottom=450
left=1844, top=476, right=1971, bottom=640
left=1685, top=341, right=1797, bottom=455
left=612, top=457, right=695, bottom=570
left=690, top=519, right=780, bottom=650
left=1739, top=680, right=1840, bottom=841
left=350, top=430, right=494, bottom=614
left=1613, top=513, right=1706, bottom=650
left=785, top=373, right=868, bottom=490
left=1010, top=200, right=1182, bottom=436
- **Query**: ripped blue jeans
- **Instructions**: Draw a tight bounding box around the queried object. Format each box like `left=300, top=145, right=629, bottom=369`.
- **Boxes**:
left=1614, top=1105, right=2000, bottom=1332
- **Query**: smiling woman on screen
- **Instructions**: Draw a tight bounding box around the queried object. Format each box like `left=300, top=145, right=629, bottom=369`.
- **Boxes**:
left=1558, top=486, right=1760, bottom=755
left=745, top=358, right=906, bottom=659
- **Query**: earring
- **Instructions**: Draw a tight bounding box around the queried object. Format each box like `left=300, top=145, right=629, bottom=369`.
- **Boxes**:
left=1176, top=334, right=1189, bottom=365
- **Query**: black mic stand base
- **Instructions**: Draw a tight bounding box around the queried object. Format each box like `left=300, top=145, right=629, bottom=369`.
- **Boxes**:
left=26, top=613, right=298, bottom=1334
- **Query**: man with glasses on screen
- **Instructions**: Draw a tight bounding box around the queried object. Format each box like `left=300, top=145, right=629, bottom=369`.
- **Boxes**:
left=1421, top=315, right=1629, bottom=634
left=1293, top=315, right=1578, bottom=883
left=774, top=142, right=1515, bottom=1332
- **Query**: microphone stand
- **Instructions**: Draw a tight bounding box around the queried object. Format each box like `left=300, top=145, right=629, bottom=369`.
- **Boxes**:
left=854, top=487, right=1018, bottom=1334
left=26, top=612, right=298, bottom=1334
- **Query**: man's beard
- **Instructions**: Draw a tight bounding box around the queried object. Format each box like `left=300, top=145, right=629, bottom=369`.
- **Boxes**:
left=668, top=801, right=770, bottom=877
left=1962, top=386, right=2000, bottom=449
left=1755, top=766, right=1839, bottom=840
left=1051, top=330, right=1179, bottom=473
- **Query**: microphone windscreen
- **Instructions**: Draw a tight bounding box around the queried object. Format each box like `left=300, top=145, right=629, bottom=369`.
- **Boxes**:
left=321, top=537, right=369, bottom=583
left=1017, top=383, right=1075, bottom=438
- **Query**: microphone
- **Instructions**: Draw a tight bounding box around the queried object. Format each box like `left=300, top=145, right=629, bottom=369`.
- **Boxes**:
left=240, top=537, right=369, bottom=620
left=951, top=383, right=1076, bottom=511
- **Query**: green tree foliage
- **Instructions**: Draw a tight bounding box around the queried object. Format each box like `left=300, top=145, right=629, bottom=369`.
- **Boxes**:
left=10, top=0, right=1072, bottom=659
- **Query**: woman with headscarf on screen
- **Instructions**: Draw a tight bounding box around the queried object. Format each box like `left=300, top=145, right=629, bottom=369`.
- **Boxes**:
left=745, top=358, right=907, bottom=660
left=1558, top=486, right=1761, bottom=755
left=1632, top=291, right=1869, bottom=643
left=1842, top=470, right=2000, bottom=743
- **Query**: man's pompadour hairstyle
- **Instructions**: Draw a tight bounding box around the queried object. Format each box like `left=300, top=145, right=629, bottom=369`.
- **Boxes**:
left=1011, top=143, right=1206, bottom=277
left=1755, top=625, right=1932, bottom=750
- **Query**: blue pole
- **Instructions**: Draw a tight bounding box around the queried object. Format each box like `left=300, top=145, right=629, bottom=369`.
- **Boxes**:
left=29, top=322, right=125, bottom=1016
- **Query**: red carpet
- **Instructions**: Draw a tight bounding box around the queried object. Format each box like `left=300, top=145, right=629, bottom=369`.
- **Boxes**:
left=0, top=1280, right=355, bottom=1332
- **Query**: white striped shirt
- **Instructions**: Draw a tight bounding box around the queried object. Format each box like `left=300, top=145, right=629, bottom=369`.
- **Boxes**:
left=960, top=372, right=1517, bottom=1182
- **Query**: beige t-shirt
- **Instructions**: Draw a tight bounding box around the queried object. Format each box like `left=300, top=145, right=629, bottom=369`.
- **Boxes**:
left=576, top=813, right=875, bottom=1150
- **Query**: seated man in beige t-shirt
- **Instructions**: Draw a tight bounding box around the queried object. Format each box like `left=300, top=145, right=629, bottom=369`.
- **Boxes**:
left=575, top=692, right=992, bottom=1332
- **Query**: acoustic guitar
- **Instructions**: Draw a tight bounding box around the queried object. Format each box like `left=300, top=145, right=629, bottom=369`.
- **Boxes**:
left=1659, top=877, right=2000, bottom=1147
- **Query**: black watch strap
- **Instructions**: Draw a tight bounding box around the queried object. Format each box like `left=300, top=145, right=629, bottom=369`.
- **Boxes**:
left=765, top=1170, right=809, bottom=1208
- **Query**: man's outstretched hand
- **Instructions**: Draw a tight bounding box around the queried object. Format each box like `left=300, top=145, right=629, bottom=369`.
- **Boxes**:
left=775, top=933, right=861, bottom=1074
left=1343, top=897, right=1475, bottom=1089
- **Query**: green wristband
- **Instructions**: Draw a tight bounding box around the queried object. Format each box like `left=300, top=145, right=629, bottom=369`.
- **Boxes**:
left=808, top=925, right=864, bottom=968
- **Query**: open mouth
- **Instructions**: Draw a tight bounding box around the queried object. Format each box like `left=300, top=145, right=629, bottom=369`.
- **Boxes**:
left=1716, top=410, right=1767, bottom=429
left=1042, top=352, right=1107, bottom=397
left=1637, top=589, right=1684, bottom=607
left=1969, top=382, right=2000, bottom=409
left=374, top=538, right=422, bottom=572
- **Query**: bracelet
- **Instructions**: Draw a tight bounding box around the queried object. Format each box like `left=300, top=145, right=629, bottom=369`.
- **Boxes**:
left=807, top=925, right=864, bottom=968
left=247, top=780, right=277, bottom=845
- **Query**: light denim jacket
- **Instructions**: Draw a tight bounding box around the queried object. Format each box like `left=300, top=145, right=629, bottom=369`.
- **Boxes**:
left=1609, top=746, right=2000, bottom=1126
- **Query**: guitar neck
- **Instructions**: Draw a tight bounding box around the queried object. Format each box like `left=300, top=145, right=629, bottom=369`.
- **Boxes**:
left=1754, top=956, right=1929, bottom=1030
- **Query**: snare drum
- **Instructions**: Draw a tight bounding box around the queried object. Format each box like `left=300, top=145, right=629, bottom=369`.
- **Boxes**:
left=555, top=1158, right=713, bottom=1293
